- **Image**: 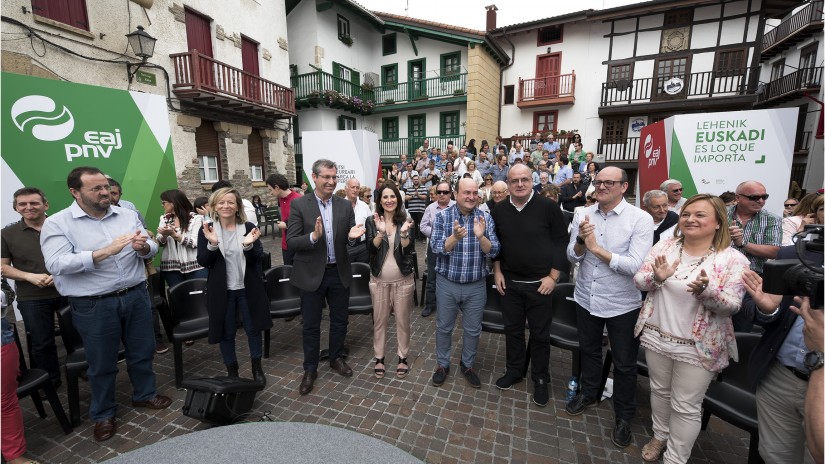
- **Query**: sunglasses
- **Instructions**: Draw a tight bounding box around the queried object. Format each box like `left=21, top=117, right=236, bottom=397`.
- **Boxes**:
left=672, top=188, right=683, bottom=193
left=739, top=194, right=770, bottom=201
left=436, top=190, right=451, bottom=195
left=784, top=203, right=798, bottom=208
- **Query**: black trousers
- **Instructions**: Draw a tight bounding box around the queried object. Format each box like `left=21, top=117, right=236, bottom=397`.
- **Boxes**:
left=501, top=278, right=553, bottom=383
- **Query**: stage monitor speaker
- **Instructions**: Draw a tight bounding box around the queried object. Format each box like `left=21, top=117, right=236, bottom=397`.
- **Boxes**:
left=182, top=377, right=264, bottom=425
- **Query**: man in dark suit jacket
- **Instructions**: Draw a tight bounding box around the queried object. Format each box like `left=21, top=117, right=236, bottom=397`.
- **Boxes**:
left=559, top=172, right=587, bottom=211
left=286, top=159, right=366, bottom=395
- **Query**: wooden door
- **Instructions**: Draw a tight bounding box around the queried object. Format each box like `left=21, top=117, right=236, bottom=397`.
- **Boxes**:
left=535, top=54, right=561, bottom=98
left=408, top=59, right=426, bottom=100
left=241, top=36, right=260, bottom=101
left=185, top=8, right=213, bottom=88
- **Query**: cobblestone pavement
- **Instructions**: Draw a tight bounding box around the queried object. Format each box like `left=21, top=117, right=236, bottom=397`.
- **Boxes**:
left=15, top=235, right=751, bottom=463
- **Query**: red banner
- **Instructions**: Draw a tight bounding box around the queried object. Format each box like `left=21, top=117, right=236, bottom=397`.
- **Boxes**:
left=637, top=120, right=669, bottom=196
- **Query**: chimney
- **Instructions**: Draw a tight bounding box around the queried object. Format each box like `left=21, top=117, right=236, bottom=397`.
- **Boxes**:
left=485, top=4, right=498, bottom=31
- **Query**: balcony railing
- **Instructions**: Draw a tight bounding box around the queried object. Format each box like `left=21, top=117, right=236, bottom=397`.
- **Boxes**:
left=379, top=135, right=465, bottom=162
left=518, top=73, right=576, bottom=107
left=756, top=67, right=823, bottom=106
left=762, top=1, right=823, bottom=58
left=170, top=50, right=295, bottom=115
left=505, top=134, right=577, bottom=151
left=600, top=68, right=755, bottom=107
left=292, top=71, right=468, bottom=113
left=597, top=137, right=641, bottom=163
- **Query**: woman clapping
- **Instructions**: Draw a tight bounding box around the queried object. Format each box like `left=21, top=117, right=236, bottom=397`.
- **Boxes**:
left=197, top=188, right=273, bottom=384
left=365, top=182, right=416, bottom=379
left=633, top=194, right=748, bottom=463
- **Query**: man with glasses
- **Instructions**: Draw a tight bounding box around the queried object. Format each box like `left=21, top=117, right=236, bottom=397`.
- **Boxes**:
left=286, top=159, right=367, bottom=395
left=430, top=178, right=500, bottom=388
left=728, top=180, right=781, bottom=274
left=41, top=166, right=171, bottom=441
left=486, top=181, right=509, bottom=212
left=784, top=198, right=800, bottom=218
left=491, top=165, right=568, bottom=407
left=566, top=166, right=653, bottom=449
left=660, top=179, right=686, bottom=213
left=642, top=190, right=678, bottom=245
left=419, top=181, right=455, bottom=317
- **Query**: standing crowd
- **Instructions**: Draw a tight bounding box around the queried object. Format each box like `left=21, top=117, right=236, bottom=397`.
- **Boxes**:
left=1, top=137, right=823, bottom=464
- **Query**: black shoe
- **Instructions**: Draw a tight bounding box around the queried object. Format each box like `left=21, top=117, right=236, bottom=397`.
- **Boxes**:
left=532, top=379, right=549, bottom=407
left=432, top=366, right=450, bottom=386
left=565, top=393, right=597, bottom=416
left=460, top=363, right=481, bottom=389
left=251, top=358, right=266, bottom=386
left=421, top=307, right=434, bottom=317
left=612, top=418, right=633, bottom=448
left=494, top=374, right=523, bottom=390
left=226, top=362, right=239, bottom=378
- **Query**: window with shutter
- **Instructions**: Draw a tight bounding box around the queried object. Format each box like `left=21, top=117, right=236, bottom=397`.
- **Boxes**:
left=196, top=122, right=221, bottom=183
left=31, top=0, right=90, bottom=31
left=248, top=130, right=264, bottom=181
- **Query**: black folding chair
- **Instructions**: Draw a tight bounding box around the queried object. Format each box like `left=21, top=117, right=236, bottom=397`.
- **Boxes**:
left=167, top=279, right=210, bottom=388
left=262, top=266, right=302, bottom=357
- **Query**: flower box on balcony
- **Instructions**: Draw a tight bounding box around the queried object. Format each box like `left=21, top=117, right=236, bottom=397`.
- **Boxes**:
left=453, top=89, right=466, bottom=96
left=412, top=94, right=429, bottom=101
left=340, top=35, right=353, bottom=46
left=384, top=98, right=395, bottom=104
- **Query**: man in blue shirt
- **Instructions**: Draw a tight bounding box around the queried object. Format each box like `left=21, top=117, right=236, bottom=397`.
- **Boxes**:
left=543, top=134, right=561, bottom=153
left=553, top=155, right=574, bottom=187
left=41, top=166, right=171, bottom=442
left=430, top=178, right=500, bottom=389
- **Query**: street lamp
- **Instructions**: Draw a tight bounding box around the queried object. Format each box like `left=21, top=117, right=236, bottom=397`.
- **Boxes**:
left=126, top=25, right=157, bottom=82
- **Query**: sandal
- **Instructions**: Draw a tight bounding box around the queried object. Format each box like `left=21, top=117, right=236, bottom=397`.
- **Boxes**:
left=396, top=357, right=409, bottom=378
left=374, top=357, right=385, bottom=379
left=641, top=437, right=666, bottom=462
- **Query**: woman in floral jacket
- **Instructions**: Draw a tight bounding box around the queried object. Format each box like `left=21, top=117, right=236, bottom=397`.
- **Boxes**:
left=633, top=194, right=748, bottom=463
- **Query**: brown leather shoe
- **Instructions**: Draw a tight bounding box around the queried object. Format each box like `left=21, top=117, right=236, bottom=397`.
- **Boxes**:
left=330, top=357, right=353, bottom=377
left=132, top=394, right=172, bottom=409
left=93, top=417, right=116, bottom=442
left=299, top=370, right=317, bottom=395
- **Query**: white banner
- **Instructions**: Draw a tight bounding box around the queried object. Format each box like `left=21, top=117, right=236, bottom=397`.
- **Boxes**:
left=301, top=130, right=380, bottom=193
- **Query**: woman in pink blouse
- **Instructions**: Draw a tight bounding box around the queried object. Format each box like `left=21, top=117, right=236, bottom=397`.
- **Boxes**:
left=633, top=194, right=749, bottom=463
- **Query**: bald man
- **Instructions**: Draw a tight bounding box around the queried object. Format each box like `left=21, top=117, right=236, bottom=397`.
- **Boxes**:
left=728, top=180, right=781, bottom=274
left=486, top=181, right=509, bottom=212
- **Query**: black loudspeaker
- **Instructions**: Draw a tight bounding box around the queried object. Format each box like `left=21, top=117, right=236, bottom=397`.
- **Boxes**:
left=181, top=377, right=264, bottom=425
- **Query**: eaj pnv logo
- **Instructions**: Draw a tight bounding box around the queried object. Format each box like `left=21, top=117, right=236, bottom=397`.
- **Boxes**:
left=11, top=95, right=75, bottom=141
left=11, top=94, right=123, bottom=161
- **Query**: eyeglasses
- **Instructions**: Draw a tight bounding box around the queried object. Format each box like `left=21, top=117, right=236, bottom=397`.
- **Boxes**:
left=738, top=194, right=769, bottom=201
left=672, top=188, right=683, bottom=193
left=436, top=190, right=451, bottom=195
left=316, top=175, right=337, bottom=181
left=784, top=203, right=798, bottom=208
left=593, top=180, right=624, bottom=188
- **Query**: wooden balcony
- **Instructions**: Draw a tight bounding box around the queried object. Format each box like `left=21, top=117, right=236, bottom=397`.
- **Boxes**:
left=292, top=71, right=468, bottom=115
left=170, top=50, right=295, bottom=119
left=755, top=67, right=823, bottom=107
left=599, top=68, right=757, bottom=115
left=378, top=135, right=465, bottom=163
left=517, top=73, right=576, bottom=108
left=597, top=137, right=641, bottom=163
left=761, top=1, right=823, bottom=61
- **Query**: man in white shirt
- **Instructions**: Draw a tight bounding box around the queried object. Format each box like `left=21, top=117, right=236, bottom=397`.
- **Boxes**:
left=345, top=178, right=371, bottom=263
left=642, top=190, right=678, bottom=244
left=660, top=179, right=686, bottom=213
left=454, top=148, right=470, bottom=177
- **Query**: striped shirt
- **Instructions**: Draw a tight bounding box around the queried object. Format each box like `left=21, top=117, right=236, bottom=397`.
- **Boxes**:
left=727, top=206, right=782, bottom=273
left=431, top=205, right=500, bottom=283
left=405, top=185, right=428, bottom=213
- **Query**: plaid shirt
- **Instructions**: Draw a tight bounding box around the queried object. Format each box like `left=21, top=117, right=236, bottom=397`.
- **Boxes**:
left=431, top=205, right=500, bottom=283
left=727, top=206, right=782, bottom=273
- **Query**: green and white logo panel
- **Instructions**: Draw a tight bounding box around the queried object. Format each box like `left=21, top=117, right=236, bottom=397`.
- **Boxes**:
left=1, top=72, right=177, bottom=226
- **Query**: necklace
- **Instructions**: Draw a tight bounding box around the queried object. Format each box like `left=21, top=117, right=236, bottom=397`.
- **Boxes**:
left=673, top=244, right=714, bottom=280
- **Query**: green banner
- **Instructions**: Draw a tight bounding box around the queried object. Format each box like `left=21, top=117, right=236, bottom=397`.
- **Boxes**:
left=1, top=72, right=176, bottom=227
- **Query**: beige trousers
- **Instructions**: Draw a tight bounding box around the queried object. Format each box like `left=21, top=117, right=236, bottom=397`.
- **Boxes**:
left=369, top=273, right=415, bottom=360
left=646, top=349, right=716, bottom=464
left=756, top=361, right=813, bottom=464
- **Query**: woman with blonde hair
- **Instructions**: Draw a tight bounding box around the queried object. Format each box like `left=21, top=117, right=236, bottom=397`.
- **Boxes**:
left=634, top=194, right=749, bottom=462
left=198, top=188, right=272, bottom=384
left=365, top=182, right=416, bottom=379
left=466, top=161, right=484, bottom=187
left=782, top=193, right=824, bottom=245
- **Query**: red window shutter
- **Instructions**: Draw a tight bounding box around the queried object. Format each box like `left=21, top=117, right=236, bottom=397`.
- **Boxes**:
left=185, top=8, right=213, bottom=57
left=67, top=0, right=89, bottom=29
left=248, top=130, right=264, bottom=168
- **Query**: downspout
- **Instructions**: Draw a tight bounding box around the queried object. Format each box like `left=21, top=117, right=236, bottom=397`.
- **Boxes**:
left=497, top=27, right=516, bottom=139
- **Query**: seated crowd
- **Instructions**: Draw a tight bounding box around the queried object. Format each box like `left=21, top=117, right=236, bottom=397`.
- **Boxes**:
left=1, top=149, right=823, bottom=464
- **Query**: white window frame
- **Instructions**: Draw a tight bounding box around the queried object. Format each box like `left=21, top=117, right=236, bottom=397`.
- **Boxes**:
left=199, top=155, right=219, bottom=183
left=249, top=165, right=264, bottom=181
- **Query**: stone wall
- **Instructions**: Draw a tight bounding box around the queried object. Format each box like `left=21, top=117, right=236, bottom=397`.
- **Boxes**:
left=466, top=46, right=502, bottom=144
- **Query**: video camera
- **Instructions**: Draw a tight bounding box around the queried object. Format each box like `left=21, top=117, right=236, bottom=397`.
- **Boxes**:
left=763, top=224, right=824, bottom=309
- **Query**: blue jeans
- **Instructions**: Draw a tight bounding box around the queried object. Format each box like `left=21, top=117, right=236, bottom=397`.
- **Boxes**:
left=161, top=268, right=208, bottom=289
left=435, top=275, right=486, bottom=369
left=17, top=297, right=68, bottom=382
left=68, top=285, right=157, bottom=422
left=300, top=267, right=350, bottom=371
left=576, top=304, right=641, bottom=421
left=219, top=290, right=263, bottom=365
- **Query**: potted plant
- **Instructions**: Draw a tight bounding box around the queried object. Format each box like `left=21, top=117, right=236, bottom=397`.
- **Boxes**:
left=384, top=98, right=395, bottom=105
left=340, top=35, right=353, bottom=46
left=453, top=88, right=466, bottom=96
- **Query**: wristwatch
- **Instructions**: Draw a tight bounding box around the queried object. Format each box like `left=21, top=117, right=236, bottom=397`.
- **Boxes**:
left=804, top=350, right=824, bottom=371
